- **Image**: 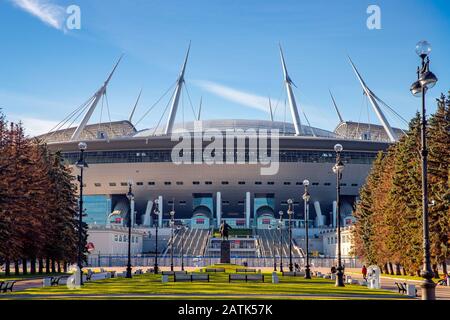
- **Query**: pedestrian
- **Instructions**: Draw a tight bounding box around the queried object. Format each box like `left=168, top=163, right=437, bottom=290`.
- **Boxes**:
left=362, top=265, right=367, bottom=280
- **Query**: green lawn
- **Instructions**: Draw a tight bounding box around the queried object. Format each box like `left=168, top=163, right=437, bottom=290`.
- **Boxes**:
left=3, top=264, right=407, bottom=300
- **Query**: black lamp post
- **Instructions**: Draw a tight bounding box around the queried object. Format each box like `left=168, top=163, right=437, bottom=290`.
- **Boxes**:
left=178, top=224, right=188, bottom=271
left=410, top=40, right=438, bottom=300
left=153, top=199, right=159, bottom=274
left=333, top=143, right=345, bottom=287
left=268, top=225, right=277, bottom=271
left=287, top=199, right=294, bottom=272
left=125, top=181, right=134, bottom=278
left=169, top=204, right=175, bottom=272
left=278, top=211, right=284, bottom=273
left=75, top=141, right=88, bottom=285
left=302, top=179, right=311, bottom=279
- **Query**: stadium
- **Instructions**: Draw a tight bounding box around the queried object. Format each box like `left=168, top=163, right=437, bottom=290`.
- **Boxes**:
left=40, top=47, right=405, bottom=262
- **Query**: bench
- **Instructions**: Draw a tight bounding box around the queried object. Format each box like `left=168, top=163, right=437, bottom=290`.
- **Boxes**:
left=85, top=272, right=94, bottom=282
left=50, top=276, right=65, bottom=286
left=162, top=271, right=188, bottom=276
left=282, top=271, right=306, bottom=277
left=174, top=273, right=210, bottom=282
left=395, top=282, right=407, bottom=294
left=235, top=268, right=257, bottom=273
left=205, top=268, right=225, bottom=273
left=0, top=281, right=16, bottom=293
left=229, top=274, right=264, bottom=283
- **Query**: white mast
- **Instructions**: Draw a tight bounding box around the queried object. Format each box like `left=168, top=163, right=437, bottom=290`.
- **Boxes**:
left=268, top=97, right=274, bottom=122
left=70, top=55, right=123, bottom=141
left=129, top=89, right=142, bottom=123
left=348, top=57, right=397, bottom=142
left=329, top=90, right=344, bottom=123
left=279, top=45, right=302, bottom=136
left=164, top=43, right=191, bottom=135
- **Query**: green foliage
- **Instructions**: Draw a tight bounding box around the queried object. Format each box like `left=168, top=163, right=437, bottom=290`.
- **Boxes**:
left=353, top=92, right=450, bottom=275
left=0, top=111, right=82, bottom=274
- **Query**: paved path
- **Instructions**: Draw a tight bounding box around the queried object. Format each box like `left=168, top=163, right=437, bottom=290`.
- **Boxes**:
left=2, top=293, right=408, bottom=300
left=315, top=267, right=450, bottom=300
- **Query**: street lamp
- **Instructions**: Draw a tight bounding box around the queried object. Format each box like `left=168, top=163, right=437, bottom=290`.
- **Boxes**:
left=287, top=199, right=294, bottom=272
left=268, top=225, right=277, bottom=271
left=302, top=179, right=311, bottom=279
left=153, top=199, right=160, bottom=274
left=178, top=224, right=189, bottom=271
left=125, top=181, right=134, bottom=278
left=278, top=211, right=284, bottom=273
left=75, top=141, right=88, bottom=285
left=170, top=204, right=175, bottom=272
left=410, top=40, right=438, bottom=300
left=333, top=143, right=345, bottom=287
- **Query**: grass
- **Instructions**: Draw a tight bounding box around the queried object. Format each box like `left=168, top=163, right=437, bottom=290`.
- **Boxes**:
left=2, top=264, right=407, bottom=300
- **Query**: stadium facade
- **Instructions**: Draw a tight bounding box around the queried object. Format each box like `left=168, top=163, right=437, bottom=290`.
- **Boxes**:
left=40, top=47, right=404, bottom=258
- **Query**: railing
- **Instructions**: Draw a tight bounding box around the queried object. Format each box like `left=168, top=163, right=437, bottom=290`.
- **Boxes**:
left=86, top=254, right=363, bottom=269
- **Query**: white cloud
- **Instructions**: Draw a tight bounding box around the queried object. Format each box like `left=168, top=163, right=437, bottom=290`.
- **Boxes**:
left=195, top=80, right=279, bottom=114
left=11, top=0, right=66, bottom=30
left=8, top=115, right=60, bottom=137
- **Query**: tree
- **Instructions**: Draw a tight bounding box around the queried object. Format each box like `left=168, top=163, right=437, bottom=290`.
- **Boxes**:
left=427, top=93, right=450, bottom=276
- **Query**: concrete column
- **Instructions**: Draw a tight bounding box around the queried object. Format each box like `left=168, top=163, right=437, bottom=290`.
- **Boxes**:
left=143, top=200, right=153, bottom=227
left=332, top=201, right=337, bottom=228
left=158, top=195, right=163, bottom=228
left=216, top=192, right=222, bottom=228
left=130, top=198, right=135, bottom=227
left=245, top=192, right=251, bottom=228
left=314, top=201, right=324, bottom=227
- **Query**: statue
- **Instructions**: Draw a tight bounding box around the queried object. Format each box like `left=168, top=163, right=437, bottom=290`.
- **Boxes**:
left=66, top=264, right=82, bottom=290
left=367, top=265, right=381, bottom=289
left=219, top=221, right=232, bottom=241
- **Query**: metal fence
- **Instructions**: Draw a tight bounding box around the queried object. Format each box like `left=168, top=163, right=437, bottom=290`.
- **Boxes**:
left=86, top=254, right=363, bottom=269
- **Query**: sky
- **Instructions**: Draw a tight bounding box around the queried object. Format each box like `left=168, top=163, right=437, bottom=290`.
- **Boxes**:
left=0, top=0, right=449, bottom=136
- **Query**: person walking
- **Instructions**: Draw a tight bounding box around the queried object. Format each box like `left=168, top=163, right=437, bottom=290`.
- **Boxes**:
left=362, top=265, right=368, bottom=280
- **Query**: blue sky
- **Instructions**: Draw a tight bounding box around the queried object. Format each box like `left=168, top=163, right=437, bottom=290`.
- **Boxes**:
left=0, top=0, right=449, bottom=136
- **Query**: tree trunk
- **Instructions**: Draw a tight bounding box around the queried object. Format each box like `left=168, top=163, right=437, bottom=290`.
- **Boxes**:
left=30, top=257, right=36, bottom=274
left=63, top=262, right=68, bottom=273
left=388, top=262, right=394, bottom=275
left=443, top=262, right=448, bottom=275
left=383, top=263, right=389, bottom=274
left=402, top=266, right=407, bottom=276
left=416, top=270, right=421, bottom=277
left=22, top=259, right=28, bottom=275
left=432, top=264, right=440, bottom=279
left=51, top=259, right=56, bottom=273
left=395, top=263, right=401, bottom=275
left=14, top=261, right=20, bottom=275
left=57, top=261, right=61, bottom=273
left=5, top=260, right=10, bottom=276
left=38, top=258, right=43, bottom=274
left=45, top=258, right=50, bottom=274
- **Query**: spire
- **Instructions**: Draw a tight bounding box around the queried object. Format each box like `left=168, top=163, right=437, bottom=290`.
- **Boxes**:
left=329, top=90, right=344, bottom=123
left=70, top=55, right=123, bottom=141
left=164, top=42, right=191, bottom=135
left=279, top=45, right=302, bottom=136
left=197, top=96, right=202, bottom=121
left=348, top=56, right=397, bottom=142
left=129, top=88, right=142, bottom=123
left=268, top=97, right=274, bottom=122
